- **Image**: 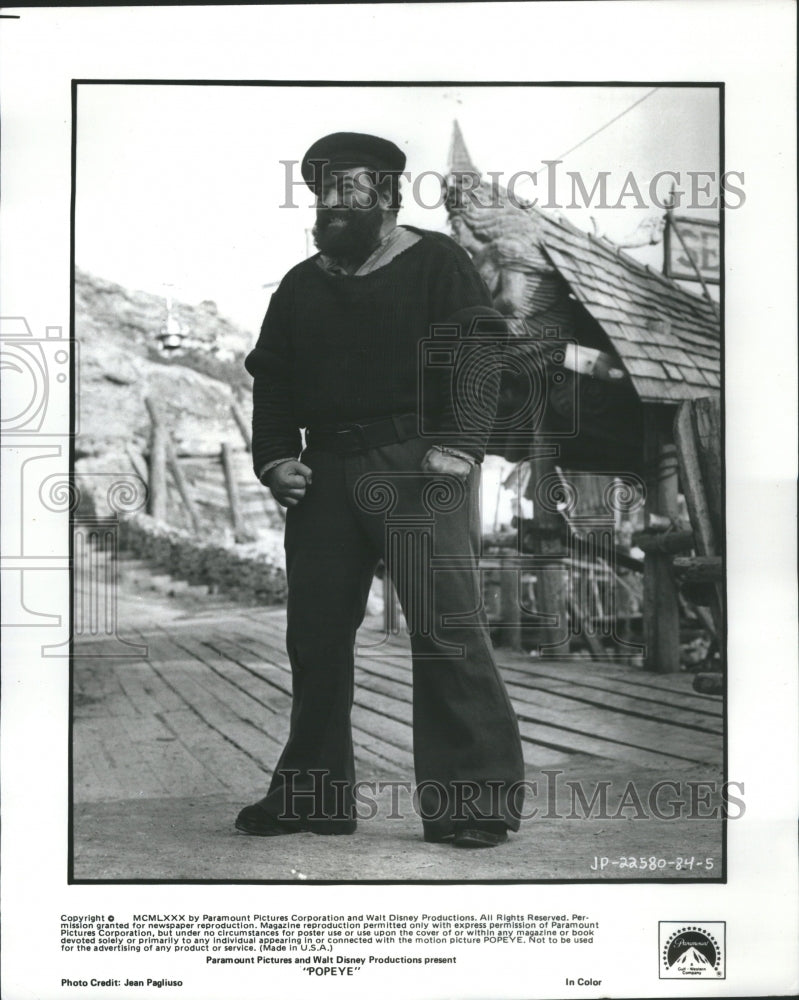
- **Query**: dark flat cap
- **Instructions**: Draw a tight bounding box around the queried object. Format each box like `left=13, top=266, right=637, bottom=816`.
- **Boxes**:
left=301, top=132, right=406, bottom=193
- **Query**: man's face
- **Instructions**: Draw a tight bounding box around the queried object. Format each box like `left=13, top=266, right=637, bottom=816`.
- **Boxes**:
left=312, top=166, right=386, bottom=260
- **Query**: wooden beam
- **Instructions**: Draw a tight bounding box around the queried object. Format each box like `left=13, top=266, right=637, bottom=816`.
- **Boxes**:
left=673, top=555, right=723, bottom=582
left=527, top=449, right=569, bottom=652
left=693, top=397, right=722, bottom=533
left=166, top=438, right=201, bottom=534
left=144, top=397, right=168, bottom=523
left=126, top=446, right=149, bottom=487
left=633, top=530, right=694, bottom=555
left=673, top=397, right=724, bottom=644
left=499, top=562, right=523, bottom=652
left=221, top=441, right=248, bottom=543
left=674, top=401, right=717, bottom=555
left=230, top=400, right=252, bottom=451
left=569, top=593, right=604, bottom=659
left=642, top=409, right=681, bottom=673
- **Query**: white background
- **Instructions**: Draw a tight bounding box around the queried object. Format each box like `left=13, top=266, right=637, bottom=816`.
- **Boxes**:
left=1, top=3, right=797, bottom=999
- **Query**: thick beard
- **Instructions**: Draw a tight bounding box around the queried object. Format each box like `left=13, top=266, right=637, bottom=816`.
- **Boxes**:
left=312, top=203, right=386, bottom=264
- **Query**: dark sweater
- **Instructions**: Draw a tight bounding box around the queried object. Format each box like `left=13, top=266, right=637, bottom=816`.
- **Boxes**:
left=244, top=226, right=504, bottom=474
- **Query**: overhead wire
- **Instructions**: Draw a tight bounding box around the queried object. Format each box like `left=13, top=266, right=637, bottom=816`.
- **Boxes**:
left=519, top=87, right=661, bottom=188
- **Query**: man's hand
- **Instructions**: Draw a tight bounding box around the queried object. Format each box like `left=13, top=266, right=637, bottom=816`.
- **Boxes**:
left=422, top=447, right=473, bottom=480
left=261, top=460, right=313, bottom=506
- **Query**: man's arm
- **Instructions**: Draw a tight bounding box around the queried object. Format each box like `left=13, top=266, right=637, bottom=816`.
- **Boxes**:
left=244, top=279, right=303, bottom=478
left=427, top=240, right=508, bottom=464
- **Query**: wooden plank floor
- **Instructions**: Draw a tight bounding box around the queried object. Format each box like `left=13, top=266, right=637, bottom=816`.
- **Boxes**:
left=73, top=557, right=723, bottom=805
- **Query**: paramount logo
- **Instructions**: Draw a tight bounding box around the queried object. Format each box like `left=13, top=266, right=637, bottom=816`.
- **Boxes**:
left=671, top=945, right=714, bottom=974
left=659, top=922, right=725, bottom=980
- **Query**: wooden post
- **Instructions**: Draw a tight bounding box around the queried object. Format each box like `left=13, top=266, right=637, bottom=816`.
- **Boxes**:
left=632, top=530, right=694, bottom=555
left=570, top=591, right=605, bottom=659
left=126, top=446, right=149, bottom=487
left=642, top=408, right=681, bottom=672
left=527, top=449, right=569, bottom=651
left=693, top=397, right=722, bottom=532
left=674, top=397, right=724, bottom=641
left=166, top=439, right=201, bottom=534
left=230, top=400, right=252, bottom=451
left=145, top=397, right=168, bottom=522
left=499, top=556, right=523, bottom=652
left=221, top=441, right=248, bottom=542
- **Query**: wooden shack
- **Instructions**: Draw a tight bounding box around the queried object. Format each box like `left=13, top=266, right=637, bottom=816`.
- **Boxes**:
left=446, top=124, right=721, bottom=674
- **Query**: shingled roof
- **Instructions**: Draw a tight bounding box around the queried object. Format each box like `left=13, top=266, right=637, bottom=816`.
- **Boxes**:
left=534, top=209, right=720, bottom=404
left=445, top=121, right=721, bottom=406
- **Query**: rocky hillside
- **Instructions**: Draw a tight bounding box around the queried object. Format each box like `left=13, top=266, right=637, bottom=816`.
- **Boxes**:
left=75, top=268, right=257, bottom=458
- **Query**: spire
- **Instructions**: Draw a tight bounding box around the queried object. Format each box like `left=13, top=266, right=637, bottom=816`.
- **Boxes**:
left=448, top=119, right=479, bottom=176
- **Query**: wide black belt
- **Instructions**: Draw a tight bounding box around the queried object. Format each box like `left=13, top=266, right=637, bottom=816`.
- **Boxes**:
left=306, top=412, right=419, bottom=454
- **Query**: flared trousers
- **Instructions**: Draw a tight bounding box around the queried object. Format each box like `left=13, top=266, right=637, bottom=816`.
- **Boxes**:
left=256, top=436, right=525, bottom=837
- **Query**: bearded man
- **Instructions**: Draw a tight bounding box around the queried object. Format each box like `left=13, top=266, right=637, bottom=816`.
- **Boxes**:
left=235, top=132, right=525, bottom=848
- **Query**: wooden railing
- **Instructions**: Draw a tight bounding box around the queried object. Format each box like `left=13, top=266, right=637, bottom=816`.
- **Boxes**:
left=140, top=395, right=284, bottom=541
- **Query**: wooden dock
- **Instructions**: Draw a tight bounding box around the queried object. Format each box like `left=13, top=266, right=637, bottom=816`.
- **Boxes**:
left=71, top=555, right=724, bottom=881
left=74, top=556, right=722, bottom=801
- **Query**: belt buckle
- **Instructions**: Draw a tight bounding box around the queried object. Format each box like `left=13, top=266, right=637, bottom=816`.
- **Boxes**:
left=337, top=422, right=368, bottom=452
